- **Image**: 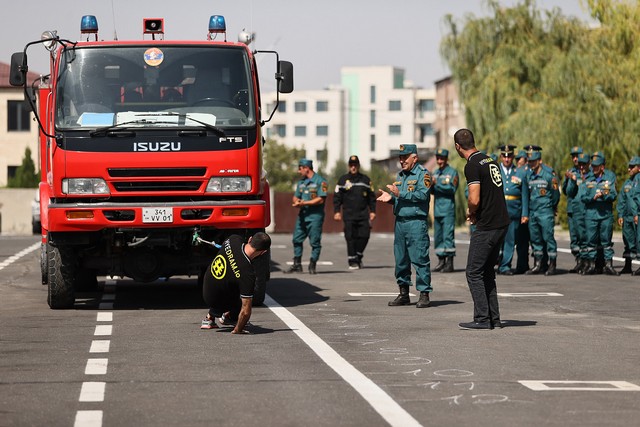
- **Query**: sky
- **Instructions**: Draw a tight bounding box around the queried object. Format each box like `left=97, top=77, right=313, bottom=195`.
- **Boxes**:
left=2, top=1, right=592, bottom=91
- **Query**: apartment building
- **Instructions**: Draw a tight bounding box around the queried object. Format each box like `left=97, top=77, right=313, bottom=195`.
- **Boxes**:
left=0, top=62, right=41, bottom=186
left=263, top=65, right=441, bottom=171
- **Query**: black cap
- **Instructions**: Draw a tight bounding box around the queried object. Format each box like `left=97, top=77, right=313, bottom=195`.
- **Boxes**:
left=348, top=155, right=360, bottom=165
left=523, top=144, right=542, bottom=153
left=498, top=145, right=517, bottom=155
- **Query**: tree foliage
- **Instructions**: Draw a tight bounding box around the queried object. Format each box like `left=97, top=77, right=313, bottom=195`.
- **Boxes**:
left=7, top=147, right=39, bottom=188
left=263, top=138, right=306, bottom=192
left=440, top=0, right=640, bottom=183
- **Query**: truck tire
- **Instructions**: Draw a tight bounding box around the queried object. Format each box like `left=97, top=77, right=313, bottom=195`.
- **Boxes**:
left=252, top=249, right=270, bottom=307
left=47, top=243, right=77, bottom=309
left=40, top=243, right=48, bottom=285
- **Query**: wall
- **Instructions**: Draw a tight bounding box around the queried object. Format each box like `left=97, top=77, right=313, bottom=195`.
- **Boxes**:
left=0, top=188, right=37, bottom=236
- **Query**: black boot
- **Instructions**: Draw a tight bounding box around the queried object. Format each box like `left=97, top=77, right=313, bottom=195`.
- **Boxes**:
left=416, top=291, right=431, bottom=308
left=581, top=260, right=596, bottom=275
left=525, top=258, right=543, bottom=275
left=603, top=259, right=619, bottom=276
left=569, top=256, right=581, bottom=273
left=308, top=259, right=317, bottom=275
left=388, top=285, right=410, bottom=306
left=633, top=265, right=640, bottom=276
left=544, top=259, right=557, bottom=276
left=433, top=256, right=445, bottom=272
left=442, top=256, right=454, bottom=273
left=620, top=257, right=632, bottom=274
left=285, top=257, right=303, bottom=273
left=576, top=258, right=587, bottom=275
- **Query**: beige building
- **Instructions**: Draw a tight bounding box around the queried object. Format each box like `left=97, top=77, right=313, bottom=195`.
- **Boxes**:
left=434, top=76, right=465, bottom=152
left=0, top=62, right=41, bottom=187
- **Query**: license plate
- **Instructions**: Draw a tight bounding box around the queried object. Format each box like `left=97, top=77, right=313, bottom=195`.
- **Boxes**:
left=142, top=207, right=173, bottom=223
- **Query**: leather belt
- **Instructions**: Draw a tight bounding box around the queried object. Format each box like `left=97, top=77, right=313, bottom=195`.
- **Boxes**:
left=504, top=195, right=521, bottom=200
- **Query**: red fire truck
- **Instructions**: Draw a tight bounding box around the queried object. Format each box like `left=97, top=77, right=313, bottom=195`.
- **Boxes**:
left=9, top=15, right=293, bottom=308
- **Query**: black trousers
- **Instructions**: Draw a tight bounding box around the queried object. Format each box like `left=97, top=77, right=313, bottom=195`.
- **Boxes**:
left=466, top=226, right=508, bottom=324
left=343, top=218, right=371, bottom=261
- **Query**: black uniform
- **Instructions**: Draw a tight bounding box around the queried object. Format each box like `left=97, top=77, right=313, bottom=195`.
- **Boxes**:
left=333, top=171, right=376, bottom=267
left=202, top=235, right=255, bottom=320
left=464, top=151, right=509, bottom=326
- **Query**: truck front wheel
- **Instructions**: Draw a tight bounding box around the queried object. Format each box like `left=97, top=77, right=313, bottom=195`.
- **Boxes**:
left=47, top=243, right=77, bottom=309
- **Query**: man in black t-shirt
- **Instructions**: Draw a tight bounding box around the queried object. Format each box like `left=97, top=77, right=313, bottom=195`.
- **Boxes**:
left=454, top=129, right=509, bottom=330
left=200, top=232, right=271, bottom=334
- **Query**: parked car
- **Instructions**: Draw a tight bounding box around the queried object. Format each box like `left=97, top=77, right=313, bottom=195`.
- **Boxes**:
left=31, top=190, right=41, bottom=234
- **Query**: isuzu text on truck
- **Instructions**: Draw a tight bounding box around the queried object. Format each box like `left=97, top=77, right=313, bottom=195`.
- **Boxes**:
left=10, top=15, right=293, bottom=308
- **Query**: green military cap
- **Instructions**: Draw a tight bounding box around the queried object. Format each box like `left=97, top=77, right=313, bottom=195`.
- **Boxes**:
left=570, top=146, right=584, bottom=155
left=398, top=144, right=418, bottom=155
left=591, top=156, right=604, bottom=166
left=577, top=153, right=591, bottom=164
left=592, top=151, right=605, bottom=162
left=515, top=150, right=527, bottom=159
left=629, top=156, right=640, bottom=166
left=436, top=148, right=449, bottom=157
left=528, top=151, right=542, bottom=161
left=298, top=158, right=313, bottom=168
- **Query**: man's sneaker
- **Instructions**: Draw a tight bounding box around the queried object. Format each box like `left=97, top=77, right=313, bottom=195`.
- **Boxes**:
left=215, top=314, right=237, bottom=328
left=348, top=263, right=360, bottom=270
left=200, top=317, right=218, bottom=330
left=458, top=321, right=493, bottom=330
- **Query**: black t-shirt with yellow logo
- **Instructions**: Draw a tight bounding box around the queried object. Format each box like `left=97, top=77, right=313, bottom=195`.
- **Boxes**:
left=202, top=235, right=255, bottom=310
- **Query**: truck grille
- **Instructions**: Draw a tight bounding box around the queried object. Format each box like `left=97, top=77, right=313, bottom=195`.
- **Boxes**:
left=108, top=168, right=206, bottom=177
left=113, top=182, right=202, bottom=192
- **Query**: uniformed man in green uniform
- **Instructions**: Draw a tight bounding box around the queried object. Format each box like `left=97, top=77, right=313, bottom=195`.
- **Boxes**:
left=616, top=156, right=640, bottom=273
left=580, top=154, right=619, bottom=275
left=497, top=145, right=529, bottom=275
left=377, top=144, right=433, bottom=308
left=563, top=146, right=584, bottom=272
left=525, top=150, right=560, bottom=275
left=285, top=159, right=328, bottom=275
left=515, top=150, right=528, bottom=169
left=432, top=148, right=459, bottom=273
left=564, top=153, right=592, bottom=274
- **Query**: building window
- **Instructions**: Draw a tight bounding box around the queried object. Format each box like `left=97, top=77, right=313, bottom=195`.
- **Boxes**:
left=370, top=134, right=376, bottom=152
left=294, top=126, right=307, bottom=137
left=419, top=99, right=435, bottom=112
left=389, top=125, right=401, bottom=136
left=294, top=101, right=307, bottom=112
left=370, top=110, right=376, bottom=128
left=389, top=100, right=402, bottom=111
left=421, top=124, right=435, bottom=137
left=316, top=125, right=328, bottom=136
left=274, top=124, right=286, bottom=137
left=316, top=101, right=328, bottom=112
left=370, top=85, right=376, bottom=103
left=7, top=165, right=18, bottom=180
left=277, top=101, right=286, bottom=113
left=316, top=149, right=327, bottom=163
left=8, top=100, right=31, bottom=131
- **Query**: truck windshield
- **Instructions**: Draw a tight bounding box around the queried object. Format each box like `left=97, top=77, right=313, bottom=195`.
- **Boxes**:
left=55, top=45, right=255, bottom=130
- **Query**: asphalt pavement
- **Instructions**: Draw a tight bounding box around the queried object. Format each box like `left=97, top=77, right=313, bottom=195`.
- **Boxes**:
left=0, top=231, right=639, bottom=427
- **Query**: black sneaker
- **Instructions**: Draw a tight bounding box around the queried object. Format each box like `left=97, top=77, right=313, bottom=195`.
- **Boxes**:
left=458, top=321, right=493, bottom=330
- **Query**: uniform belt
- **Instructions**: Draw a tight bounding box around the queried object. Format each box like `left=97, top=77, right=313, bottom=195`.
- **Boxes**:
left=504, top=195, right=521, bottom=200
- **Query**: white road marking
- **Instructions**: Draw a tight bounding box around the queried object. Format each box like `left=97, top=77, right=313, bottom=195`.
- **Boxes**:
left=96, top=312, right=112, bottom=322
left=285, top=261, right=334, bottom=266
left=0, top=242, right=39, bottom=271
left=79, top=382, right=106, bottom=402
left=348, top=292, right=417, bottom=297
left=89, top=340, right=110, bottom=353
left=498, top=292, right=563, bottom=297
left=519, top=380, right=640, bottom=391
left=85, top=359, right=109, bottom=375
left=94, top=325, right=112, bottom=336
left=74, top=410, right=103, bottom=427
left=265, top=294, right=422, bottom=427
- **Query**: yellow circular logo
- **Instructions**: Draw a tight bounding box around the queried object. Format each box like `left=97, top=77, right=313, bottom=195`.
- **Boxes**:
left=143, top=48, right=164, bottom=66
left=210, top=254, right=227, bottom=280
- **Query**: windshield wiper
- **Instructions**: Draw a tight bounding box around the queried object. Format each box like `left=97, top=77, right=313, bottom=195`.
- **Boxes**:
left=89, top=114, right=226, bottom=137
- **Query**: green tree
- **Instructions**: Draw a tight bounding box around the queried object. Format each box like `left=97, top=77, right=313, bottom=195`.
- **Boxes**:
left=7, top=147, right=39, bottom=188
left=263, top=138, right=306, bottom=192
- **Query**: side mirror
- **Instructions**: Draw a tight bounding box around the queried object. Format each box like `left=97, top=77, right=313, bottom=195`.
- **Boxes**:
left=9, top=52, right=26, bottom=87
left=277, top=61, right=293, bottom=94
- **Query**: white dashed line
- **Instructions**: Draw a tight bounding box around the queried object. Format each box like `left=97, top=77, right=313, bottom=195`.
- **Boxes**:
left=0, top=242, right=39, bottom=271
left=96, top=312, right=113, bottom=322
left=79, top=382, right=106, bottom=402
left=74, top=410, right=103, bottom=427
left=85, top=358, right=109, bottom=375
left=89, top=340, right=110, bottom=353
left=520, top=380, right=640, bottom=391
left=94, top=325, right=113, bottom=336
left=499, top=292, right=563, bottom=297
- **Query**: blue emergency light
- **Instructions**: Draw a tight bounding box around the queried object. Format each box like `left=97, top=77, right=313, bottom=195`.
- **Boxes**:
left=208, top=15, right=226, bottom=33
left=80, top=15, right=99, bottom=34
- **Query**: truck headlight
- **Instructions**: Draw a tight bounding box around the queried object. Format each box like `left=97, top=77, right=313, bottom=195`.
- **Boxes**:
left=62, top=178, right=110, bottom=195
left=206, top=176, right=251, bottom=193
